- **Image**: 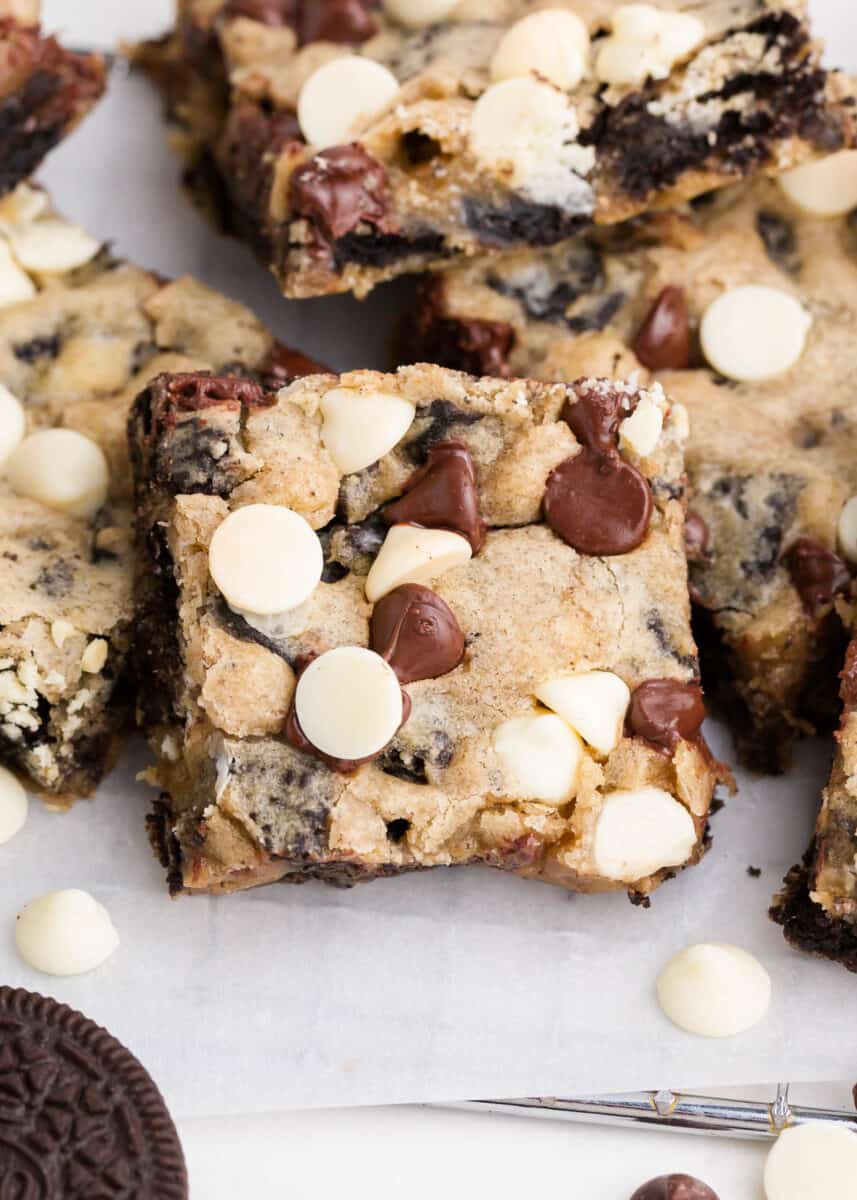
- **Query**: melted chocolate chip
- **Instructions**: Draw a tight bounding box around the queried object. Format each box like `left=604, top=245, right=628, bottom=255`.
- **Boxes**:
left=298, top=0, right=377, bottom=43
left=404, top=279, right=515, bottom=377
left=684, top=511, right=711, bottom=562
left=782, top=536, right=851, bottom=614
left=544, top=390, right=653, bottom=557
left=161, top=372, right=269, bottom=415
left=630, top=1175, right=719, bottom=1200
left=632, top=286, right=693, bottom=371
left=384, top=441, right=486, bottom=553
left=284, top=654, right=411, bottom=773
left=370, top=584, right=465, bottom=684
left=627, top=679, right=706, bottom=754
left=289, top=144, right=392, bottom=245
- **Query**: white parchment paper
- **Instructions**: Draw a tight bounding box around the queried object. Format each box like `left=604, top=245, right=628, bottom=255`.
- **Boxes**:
left=1, top=0, right=855, bottom=1121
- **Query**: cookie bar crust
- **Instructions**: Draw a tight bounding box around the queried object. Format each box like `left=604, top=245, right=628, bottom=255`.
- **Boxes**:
left=0, top=184, right=320, bottom=798
left=403, top=177, right=857, bottom=770
left=142, top=0, right=855, bottom=298
left=130, top=363, right=722, bottom=897
left=0, top=11, right=105, bottom=196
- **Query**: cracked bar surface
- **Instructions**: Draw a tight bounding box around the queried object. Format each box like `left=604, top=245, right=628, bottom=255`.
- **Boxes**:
left=0, top=183, right=319, bottom=799
left=129, top=363, right=723, bottom=897
left=403, top=177, right=857, bottom=770
left=0, top=6, right=105, bottom=195
left=140, top=0, right=855, bottom=297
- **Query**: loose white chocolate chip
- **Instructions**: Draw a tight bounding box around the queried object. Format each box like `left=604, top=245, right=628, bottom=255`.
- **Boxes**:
left=51, top=619, right=77, bottom=648
left=209, top=503, right=323, bottom=617
left=298, top=56, right=400, bottom=149
left=0, top=765, right=27, bottom=846
left=618, top=394, right=663, bottom=457
left=764, top=1123, right=857, bottom=1200
left=320, top=387, right=415, bottom=474
left=383, top=0, right=459, bottom=26
left=0, top=239, right=36, bottom=308
left=365, top=524, right=472, bottom=602
left=295, top=646, right=403, bottom=760
left=593, top=787, right=696, bottom=880
left=81, top=638, right=108, bottom=674
left=469, top=78, right=595, bottom=210
left=0, top=382, right=25, bottom=467
left=838, top=496, right=857, bottom=562
left=657, top=942, right=771, bottom=1038
left=700, top=285, right=812, bottom=382
left=535, top=669, right=630, bottom=756
left=778, top=150, right=857, bottom=218
left=15, top=889, right=119, bottom=976
left=8, top=218, right=100, bottom=273
left=6, top=428, right=109, bottom=518
left=493, top=712, right=583, bottom=805
left=490, top=9, right=589, bottom=91
left=595, top=4, right=705, bottom=86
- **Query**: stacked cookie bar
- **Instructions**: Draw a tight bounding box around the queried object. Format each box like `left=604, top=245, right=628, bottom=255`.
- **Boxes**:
left=130, top=364, right=721, bottom=895
left=144, top=0, right=856, bottom=296
left=0, top=182, right=319, bottom=797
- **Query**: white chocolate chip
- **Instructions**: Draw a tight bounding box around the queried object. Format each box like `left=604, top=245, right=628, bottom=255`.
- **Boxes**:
left=320, top=386, right=415, bottom=474
left=234, top=599, right=314, bottom=641
left=298, top=55, right=400, bottom=149
left=618, top=393, right=663, bottom=457
left=778, top=150, right=857, bottom=218
left=535, top=669, right=630, bottom=756
left=209, top=503, right=323, bottom=617
left=469, top=78, right=595, bottom=210
left=81, top=638, right=108, bottom=674
left=382, top=0, right=459, bottom=26
left=0, top=382, right=25, bottom=468
left=15, top=888, right=120, bottom=976
left=700, top=285, right=812, bottom=382
left=8, top=218, right=100, bottom=273
left=595, top=4, right=705, bottom=86
left=764, top=1123, right=857, bottom=1200
left=593, top=786, right=696, bottom=880
left=0, top=765, right=27, bottom=846
left=51, top=619, right=78, bottom=648
left=6, top=428, right=109, bottom=518
left=365, top=524, right=472, bottom=602
left=490, top=9, right=589, bottom=91
left=492, top=711, right=583, bottom=805
left=656, top=942, right=771, bottom=1038
left=0, top=183, right=49, bottom=229
left=0, top=239, right=36, bottom=308
left=837, top=496, right=857, bottom=562
left=295, top=646, right=403, bottom=760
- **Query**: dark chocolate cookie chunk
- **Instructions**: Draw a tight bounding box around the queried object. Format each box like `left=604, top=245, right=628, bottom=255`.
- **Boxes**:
left=0, top=986, right=187, bottom=1199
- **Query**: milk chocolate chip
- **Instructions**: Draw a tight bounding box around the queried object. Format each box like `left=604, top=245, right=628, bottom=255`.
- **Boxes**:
left=371, top=583, right=465, bottom=684
left=627, top=679, right=706, bottom=754
left=544, top=389, right=653, bottom=557
left=782, top=536, right=851, bottom=614
left=384, top=440, right=487, bottom=552
left=260, top=341, right=330, bottom=389
left=684, top=510, right=711, bottom=561
left=299, top=0, right=377, bottom=43
left=630, top=1174, right=719, bottom=1200
left=289, top=144, right=392, bottom=244
left=633, top=286, right=693, bottom=371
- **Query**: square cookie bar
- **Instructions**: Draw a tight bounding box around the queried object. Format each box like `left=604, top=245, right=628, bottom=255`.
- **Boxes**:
left=0, top=182, right=320, bottom=798
left=404, top=163, right=857, bottom=770
left=142, top=0, right=855, bottom=298
left=773, top=616, right=857, bottom=973
left=130, top=364, right=723, bottom=897
left=0, top=3, right=105, bottom=195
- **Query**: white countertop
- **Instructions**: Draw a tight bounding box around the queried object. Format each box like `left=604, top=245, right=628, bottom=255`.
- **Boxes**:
left=29, top=1, right=857, bottom=1196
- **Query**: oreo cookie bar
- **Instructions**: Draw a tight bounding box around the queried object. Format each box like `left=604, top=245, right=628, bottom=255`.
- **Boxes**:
left=772, top=624, right=857, bottom=972
left=130, top=364, right=723, bottom=897
left=0, top=2, right=105, bottom=195
left=142, top=0, right=855, bottom=299
left=0, top=182, right=319, bottom=798
left=404, top=161, right=857, bottom=770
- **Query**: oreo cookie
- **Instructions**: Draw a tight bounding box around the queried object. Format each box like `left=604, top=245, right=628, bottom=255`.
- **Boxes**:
left=0, top=986, right=187, bottom=1198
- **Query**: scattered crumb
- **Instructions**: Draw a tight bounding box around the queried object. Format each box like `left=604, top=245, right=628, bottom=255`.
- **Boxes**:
left=747, top=865, right=762, bottom=878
